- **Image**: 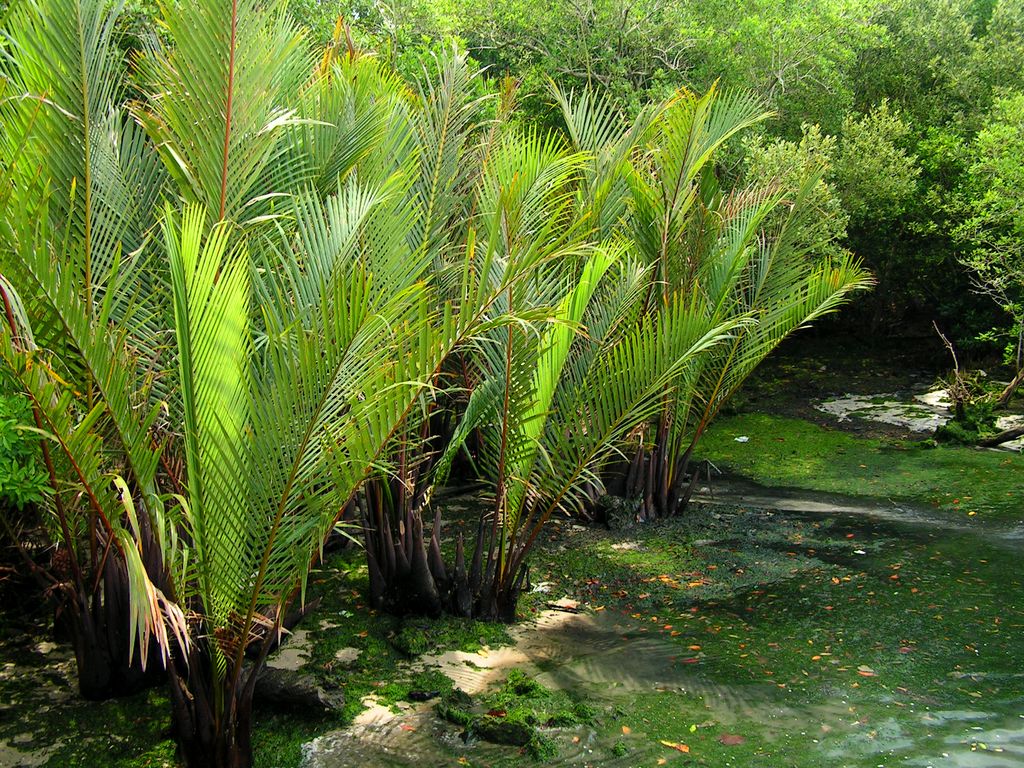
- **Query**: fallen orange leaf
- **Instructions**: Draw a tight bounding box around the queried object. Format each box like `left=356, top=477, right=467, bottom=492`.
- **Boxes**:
left=660, top=740, right=690, bottom=753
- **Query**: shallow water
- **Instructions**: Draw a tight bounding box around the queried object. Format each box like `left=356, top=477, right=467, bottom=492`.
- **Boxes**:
left=303, top=493, right=1024, bottom=768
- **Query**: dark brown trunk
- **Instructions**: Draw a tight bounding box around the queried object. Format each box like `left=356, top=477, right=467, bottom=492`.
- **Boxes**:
left=595, top=438, right=703, bottom=522
left=71, top=528, right=168, bottom=699
left=169, top=638, right=260, bottom=768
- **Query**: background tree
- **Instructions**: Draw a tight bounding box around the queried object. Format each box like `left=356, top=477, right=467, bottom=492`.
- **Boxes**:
left=956, top=91, right=1024, bottom=402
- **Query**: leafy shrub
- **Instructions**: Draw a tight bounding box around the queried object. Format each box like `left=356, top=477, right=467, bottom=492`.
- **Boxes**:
left=0, top=391, right=49, bottom=511
left=935, top=398, right=998, bottom=444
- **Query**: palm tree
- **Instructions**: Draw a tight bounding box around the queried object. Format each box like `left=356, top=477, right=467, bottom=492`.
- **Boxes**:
left=364, top=84, right=872, bottom=623
left=0, top=1, right=483, bottom=763
left=360, top=119, right=738, bottom=621
left=159, top=191, right=452, bottom=765
left=0, top=0, right=173, bottom=697
left=0, top=149, right=468, bottom=768
left=553, top=84, right=874, bottom=520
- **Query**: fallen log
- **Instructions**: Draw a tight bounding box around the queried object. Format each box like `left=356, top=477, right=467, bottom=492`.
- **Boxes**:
left=996, top=367, right=1024, bottom=408
left=979, top=427, right=1024, bottom=447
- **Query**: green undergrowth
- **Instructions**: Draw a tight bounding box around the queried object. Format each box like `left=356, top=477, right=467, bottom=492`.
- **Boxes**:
left=302, top=548, right=513, bottom=723
left=437, top=669, right=594, bottom=759
left=699, top=412, right=1023, bottom=522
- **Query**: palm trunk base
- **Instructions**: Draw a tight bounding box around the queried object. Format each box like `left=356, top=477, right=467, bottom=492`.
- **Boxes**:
left=68, top=551, right=168, bottom=700
left=168, top=645, right=255, bottom=768
left=599, top=443, right=705, bottom=521
left=363, top=496, right=523, bottom=622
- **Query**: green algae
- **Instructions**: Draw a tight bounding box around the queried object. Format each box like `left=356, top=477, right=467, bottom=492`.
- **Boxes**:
left=523, top=506, right=1024, bottom=768
left=699, top=412, right=1023, bottom=522
left=3, top=474, right=1023, bottom=767
left=435, top=669, right=594, bottom=760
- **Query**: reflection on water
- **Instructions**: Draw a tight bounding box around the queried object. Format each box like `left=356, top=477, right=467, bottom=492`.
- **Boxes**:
left=304, top=497, right=1024, bottom=768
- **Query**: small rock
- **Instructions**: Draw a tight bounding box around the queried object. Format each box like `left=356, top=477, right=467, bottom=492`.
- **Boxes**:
left=254, top=667, right=344, bottom=714
left=595, top=495, right=641, bottom=530
left=407, top=690, right=441, bottom=702
left=471, top=716, right=533, bottom=747
left=333, top=647, right=360, bottom=665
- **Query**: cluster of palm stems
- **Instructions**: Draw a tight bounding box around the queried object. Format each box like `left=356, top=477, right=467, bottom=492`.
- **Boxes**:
left=0, top=0, right=871, bottom=764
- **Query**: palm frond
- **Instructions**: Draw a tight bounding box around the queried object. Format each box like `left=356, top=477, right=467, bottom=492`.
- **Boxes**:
left=132, top=0, right=311, bottom=222
left=165, top=204, right=252, bottom=631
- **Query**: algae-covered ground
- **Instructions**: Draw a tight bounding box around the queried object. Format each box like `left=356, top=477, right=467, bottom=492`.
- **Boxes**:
left=1, top=342, right=1022, bottom=767
left=4, top=496, right=1022, bottom=767
left=523, top=507, right=1024, bottom=766
left=697, top=336, right=1023, bottom=525
left=699, top=412, right=1023, bottom=523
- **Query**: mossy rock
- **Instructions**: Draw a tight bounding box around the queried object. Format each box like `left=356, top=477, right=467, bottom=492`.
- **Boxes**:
left=435, top=671, right=592, bottom=759
left=391, top=623, right=431, bottom=657
left=436, top=688, right=474, bottom=728
left=470, top=715, right=534, bottom=746
left=596, top=495, right=641, bottom=530
left=502, top=668, right=546, bottom=697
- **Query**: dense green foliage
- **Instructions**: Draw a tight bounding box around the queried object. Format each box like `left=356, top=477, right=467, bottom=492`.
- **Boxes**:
left=286, top=0, right=1024, bottom=358
left=0, top=391, right=48, bottom=511
left=957, top=91, right=1024, bottom=367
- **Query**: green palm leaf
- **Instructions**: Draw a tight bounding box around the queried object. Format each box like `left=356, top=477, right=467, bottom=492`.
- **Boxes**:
left=132, top=0, right=311, bottom=222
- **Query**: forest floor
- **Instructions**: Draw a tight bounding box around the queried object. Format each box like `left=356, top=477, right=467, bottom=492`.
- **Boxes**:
left=1, top=337, right=1022, bottom=768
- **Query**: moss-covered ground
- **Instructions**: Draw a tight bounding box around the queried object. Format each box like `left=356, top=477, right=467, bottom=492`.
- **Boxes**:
left=3, top=495, right=1023, bottom=766
left=0, top=549, right=514, bottom=768
left=699, top=411, right=1023, bottom=524
left=524, top=507, right=1024, bottom=766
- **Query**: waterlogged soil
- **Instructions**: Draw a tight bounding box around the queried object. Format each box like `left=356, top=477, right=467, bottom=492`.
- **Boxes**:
left=2, top=492, right=1023, bottom=767
left=299, top=500, right=1024, bottom=768
left=699, top=413, right=1024, bottom=525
